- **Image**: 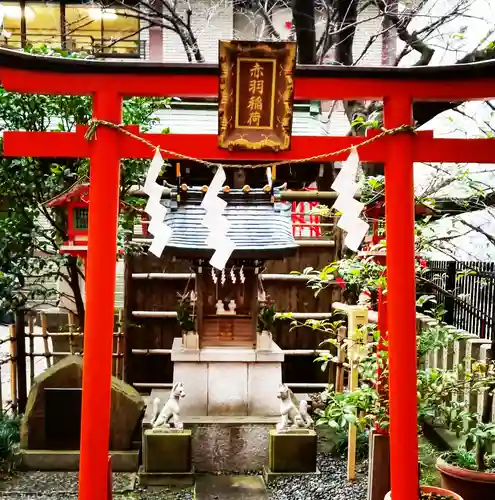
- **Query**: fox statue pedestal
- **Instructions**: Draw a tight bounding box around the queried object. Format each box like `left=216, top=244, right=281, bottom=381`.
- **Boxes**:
left=139, top=382, right=193, bottom=487
left=268, top=429, right=317, bottom=473
left=264, top=384, right=318, bottom=482
left=138, top=429, right=194, bottom=487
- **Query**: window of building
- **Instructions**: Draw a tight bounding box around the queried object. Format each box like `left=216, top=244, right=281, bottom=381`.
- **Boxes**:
left=26, top=2, right=61, bottom=48
left=73, top=207, right=88, bottom=231
left=0, top=3, right=141, bottom=57
left=65, top=5, right=140, bottom=56
left=1, top=2, right=27, bottom=49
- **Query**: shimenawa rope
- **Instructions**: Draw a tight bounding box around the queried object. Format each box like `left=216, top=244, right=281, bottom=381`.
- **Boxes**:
left=84, top=119, right=416, bottom=170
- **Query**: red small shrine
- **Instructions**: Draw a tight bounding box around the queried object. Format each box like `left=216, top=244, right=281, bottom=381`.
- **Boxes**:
left=47, top=184, right=91, bottom=266
left=48, top=183, right=125, bottom=269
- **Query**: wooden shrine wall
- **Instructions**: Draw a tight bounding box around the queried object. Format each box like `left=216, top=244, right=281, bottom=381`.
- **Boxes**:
left=124, top=244, right=342, bottom=390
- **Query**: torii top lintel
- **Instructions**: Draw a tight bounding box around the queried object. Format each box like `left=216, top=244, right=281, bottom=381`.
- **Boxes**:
left=1, top=48, right=495, bottom=164
left=1, top=47, right=495, bottom=101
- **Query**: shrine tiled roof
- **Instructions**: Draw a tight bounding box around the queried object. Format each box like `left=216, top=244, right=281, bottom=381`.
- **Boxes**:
left=160, top=186, right=298, bottom=260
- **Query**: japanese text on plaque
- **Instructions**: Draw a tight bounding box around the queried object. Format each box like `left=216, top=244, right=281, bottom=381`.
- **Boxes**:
left=235, top=58, right=276, bottom=129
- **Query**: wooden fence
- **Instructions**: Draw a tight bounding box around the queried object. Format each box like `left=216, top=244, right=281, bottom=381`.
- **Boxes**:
left=123, top=242, right=342, bottom=392
left=1, top=311, right=125, bottom=415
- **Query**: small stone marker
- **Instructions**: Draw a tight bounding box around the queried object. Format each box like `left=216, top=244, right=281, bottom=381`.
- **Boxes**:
left=268, top=428, right=317, bottom=473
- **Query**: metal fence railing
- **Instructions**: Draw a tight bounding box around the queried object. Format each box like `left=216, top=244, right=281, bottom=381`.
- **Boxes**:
left=427, top=260, right=495, bottom=339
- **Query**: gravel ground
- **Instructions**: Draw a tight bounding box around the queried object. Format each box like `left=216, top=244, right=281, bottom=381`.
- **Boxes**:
left=0, top=472, right=194, bottom=500
left=267, top=454, right=368, bottom=500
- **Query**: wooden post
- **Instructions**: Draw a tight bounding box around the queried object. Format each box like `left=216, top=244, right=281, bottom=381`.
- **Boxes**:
left=376, top=287, right=389, bottom=433
left=28, top=313, right=35, bottom=386
left=68, top=311, right=75, bottom=355
left=14, top=310, right=28, bottom=414
left=107, top=455, right=113, bottom=500
left=40, top=312, right=52, bottom=368
left=9, top=325, right=17, bottom=414
left=384, top=94, right=418, bottom=500
left=78, top=89, right=122, bottom=500
left=344, top=306, right=368, bottom=482
left=122, top=252, right=133, bottom=384
left=116, top=309, right=124, bottom=379
left=335, top=326, right=347, bottom=393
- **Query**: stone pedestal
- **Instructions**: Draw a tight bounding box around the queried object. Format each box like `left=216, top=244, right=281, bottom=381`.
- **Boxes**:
left=138, top=428, right=193, bottom=486
left=268, top=429, right=317, bottom=473
left=143, top=429, right=191, bottom=473
left=171, top=338, right=284, bottom=416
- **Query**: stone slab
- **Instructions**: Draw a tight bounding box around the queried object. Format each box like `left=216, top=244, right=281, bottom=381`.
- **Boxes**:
left=137, top=465, right=194, bottom=487
left=19, top=449, right=139, bottom=472
left=183, top=417, right=277, bottom=473
left=247, top=363, right=282, bottom=416
left=262, top=465, right=320, bottom=484
left=268, top=429, right=317, bottom=473
left=195, top=474, right=267, bottom=500
left=207, top=363, right=248, bottom=416
left=200, top=348, right=256, bottom=362
left=255, top=343, right=284, bottom=363
left=143, top=429, right=192, bottom=473
left=173, top=362, right=208, bottom=416
left=171, top=338, right=200, bottom=361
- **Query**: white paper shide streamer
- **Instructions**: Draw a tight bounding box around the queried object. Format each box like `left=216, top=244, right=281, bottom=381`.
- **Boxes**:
left=201, top=167, right=235, bottom=271
left=144, top=148, right=172, bottom=258
left=331, top=148, right=369, bottom=252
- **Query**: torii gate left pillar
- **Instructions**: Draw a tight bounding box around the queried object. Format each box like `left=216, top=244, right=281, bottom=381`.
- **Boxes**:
left=77, top=91, right=122, bottom=500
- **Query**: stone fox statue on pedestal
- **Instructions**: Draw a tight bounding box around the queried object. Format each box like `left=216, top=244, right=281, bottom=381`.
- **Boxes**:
left=276, top=383, right=314, bottom=431
left=151, top=382, right=186, bottom=430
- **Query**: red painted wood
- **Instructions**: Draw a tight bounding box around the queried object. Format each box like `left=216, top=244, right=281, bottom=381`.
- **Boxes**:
left=375, top=287, right=389, bottom=435
left=77, top=90, right=122, bottom=500
left=3, top=66, right=495, bottom=101
left=383, top=95, right=418, bottom=500
left=5, top=129, right=495, bottom=164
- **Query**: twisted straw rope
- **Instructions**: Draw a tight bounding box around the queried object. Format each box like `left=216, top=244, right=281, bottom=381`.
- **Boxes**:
left=85, top=119, right=416, bottom=170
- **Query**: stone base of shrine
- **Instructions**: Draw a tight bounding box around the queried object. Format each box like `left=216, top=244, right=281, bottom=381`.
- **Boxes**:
left=170, top=338, right=284, bottom=417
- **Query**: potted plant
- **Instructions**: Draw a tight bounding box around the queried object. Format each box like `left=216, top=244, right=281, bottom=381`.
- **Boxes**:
left=257, top=300, right=276, bottom=350
left=434, top=343, right=495, bottom=500
left=384, top=485, right=463, bottom=499
left=176, top=291, right=196, bottom=348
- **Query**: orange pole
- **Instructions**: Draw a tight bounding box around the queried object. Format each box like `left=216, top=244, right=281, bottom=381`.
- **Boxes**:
left=384, top=95, right=418, bottom=500
left=375, top=286, right=388, bottom=434
left=78, top=90, right=122, bottom=500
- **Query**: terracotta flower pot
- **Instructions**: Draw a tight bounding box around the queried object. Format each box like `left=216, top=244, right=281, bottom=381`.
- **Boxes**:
left=436, top=456, right=495, bottom=500
left=384, top=485, right=463, bottom=499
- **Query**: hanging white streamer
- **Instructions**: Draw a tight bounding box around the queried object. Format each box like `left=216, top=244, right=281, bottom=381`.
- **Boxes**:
left=201, top=167, right=235, bottom=271
left=331, top=148, right=369, bottom=252
left=239, top=265, right=245, bottom=284
left=143, top=149, right=172, bottom=258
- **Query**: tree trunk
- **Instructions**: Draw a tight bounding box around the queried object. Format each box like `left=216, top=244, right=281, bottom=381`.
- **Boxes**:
left=67, top=255, right=85, bottom=332
left=292, top=0, right=316, bottom=64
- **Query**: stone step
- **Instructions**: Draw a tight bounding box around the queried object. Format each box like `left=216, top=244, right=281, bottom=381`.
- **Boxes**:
left=195, top=475, right=268, bottom=500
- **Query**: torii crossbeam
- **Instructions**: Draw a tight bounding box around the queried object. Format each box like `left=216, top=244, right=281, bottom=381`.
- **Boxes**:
left=2, top=49, right=495, bottom=500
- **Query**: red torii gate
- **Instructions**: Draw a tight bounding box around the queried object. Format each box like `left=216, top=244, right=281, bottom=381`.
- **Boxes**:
left=2, top=49, right=495, bottom=500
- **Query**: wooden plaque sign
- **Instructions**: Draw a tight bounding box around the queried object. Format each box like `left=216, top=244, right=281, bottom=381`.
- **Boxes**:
left=218, top=40, right=297, bottom=152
